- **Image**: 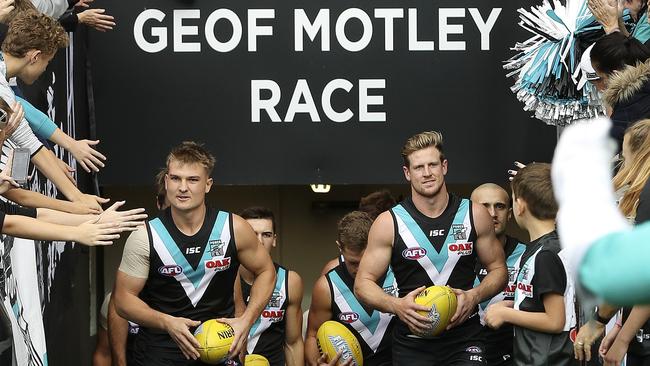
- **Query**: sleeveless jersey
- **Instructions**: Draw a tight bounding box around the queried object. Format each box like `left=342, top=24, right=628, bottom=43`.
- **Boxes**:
left=390, top=195, right=478, bottom=295
left=138, top=208, right=240, bottom=349
left=242, top=263, right=288, bottom=366
left=326, top=264, right=396, bottom=366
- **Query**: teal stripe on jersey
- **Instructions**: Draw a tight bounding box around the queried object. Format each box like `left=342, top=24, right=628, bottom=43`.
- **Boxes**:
left=329, top=271, right=380, bottom=333
left=508, top=244, right=526, bottom=267
left=383, top=266, right=396, bottom=289
left=150, top=211, right=228, bottom=289
left=249, top=266, right=286, bottom=338
left=393, top=200, right=469, bottom=273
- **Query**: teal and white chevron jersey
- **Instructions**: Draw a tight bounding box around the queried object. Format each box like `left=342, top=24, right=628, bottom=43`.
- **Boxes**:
left=138, top=208, right=239, bottom=351
left=475, top=236, right=527, bottom=322
left=326, top=264, right=396, bottom=366
left=390, top=195, right=478, bottom=296
left=243, top=263, right=288, bottom=366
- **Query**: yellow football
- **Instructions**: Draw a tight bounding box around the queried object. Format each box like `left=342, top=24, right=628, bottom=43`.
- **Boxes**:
left=244, top=354, right=270, bottom=366
left=193, top=319, right=235, bottom=365
left=413, top=285, right=457, bottom=338
left=316, top=320, right=364, bottom=366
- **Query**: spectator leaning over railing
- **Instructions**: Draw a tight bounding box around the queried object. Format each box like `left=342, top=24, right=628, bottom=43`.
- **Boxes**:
left=0, top=98, right=146, bottom=246
left=0, top=0, right=109, bottom=174
left=0, top=10, right=108, bottom=211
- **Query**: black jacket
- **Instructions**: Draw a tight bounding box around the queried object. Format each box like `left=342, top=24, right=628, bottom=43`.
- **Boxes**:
left=605, top=59, right=650, bottom=146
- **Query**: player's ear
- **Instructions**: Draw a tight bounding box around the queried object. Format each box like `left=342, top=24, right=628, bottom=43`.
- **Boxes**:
left=336, top=240, right=342, bottom=252
left=402, top=165, right=411, bottom=181
left=205, top=177, right=213, bottom=193
left=441, top=159, right=448, bottom=176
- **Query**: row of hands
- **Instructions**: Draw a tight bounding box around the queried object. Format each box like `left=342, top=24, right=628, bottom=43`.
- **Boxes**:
left=0, top=0, right=115, bottom=32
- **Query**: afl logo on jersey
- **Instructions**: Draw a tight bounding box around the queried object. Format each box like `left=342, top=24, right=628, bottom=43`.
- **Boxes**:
left=205, top=257, right=231, bottom=272
left=402, top=248, right=427, bottom=260
left=449, top=242, right=473, bottom=256
left=158, top=265, right=183, bottom=277
left=338, top=312, right=360, bottom=324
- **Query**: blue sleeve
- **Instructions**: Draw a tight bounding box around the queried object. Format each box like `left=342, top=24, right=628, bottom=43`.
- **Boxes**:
left=633, top=13, right=650, bottom=44
left=15, top=96, right=58, bottom=139
left=580, top=222, right=650, bottom=305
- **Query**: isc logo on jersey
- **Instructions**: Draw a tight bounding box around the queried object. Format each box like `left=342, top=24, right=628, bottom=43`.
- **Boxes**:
left=205, top=257, right=231, bottom=272
left=402, top=248, right=427, bottom=260
left=262, top=309, right=285, bottom=322
left=158, top=265, right=183, bottom=277
left=517, top=283, right=533, bottom=298
left=449, top=242, right=473, bottom=256
left=338, top=312, right=360, bottom=324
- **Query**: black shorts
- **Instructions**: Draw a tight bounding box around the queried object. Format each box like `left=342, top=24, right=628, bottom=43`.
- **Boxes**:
left=131, top=333, right=241, bottom=366
left=481, top=327, right=513, bottom=366
left=392, top=316, right=486, bottom=366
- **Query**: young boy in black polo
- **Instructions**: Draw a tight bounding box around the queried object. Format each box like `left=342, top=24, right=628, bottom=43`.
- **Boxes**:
left=484, top=163, right=577, bottom=366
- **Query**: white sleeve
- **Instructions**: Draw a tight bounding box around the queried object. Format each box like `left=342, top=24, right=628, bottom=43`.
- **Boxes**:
left=30, top=0, right=70, bottom=18
left=0, top=85, right=43, bottom=155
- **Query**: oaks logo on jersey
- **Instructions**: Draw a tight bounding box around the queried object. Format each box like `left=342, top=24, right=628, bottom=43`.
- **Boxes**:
left=503, top=283, right=516, bottom=297
left=466, top=346, right=482, bottom=354
left=452, top=224, right=468, bottom=240
left=402, top=248, right=427, bottom=260
left=517, top=282, right=533, bottom=298
left=339, top=312, right=360, bottom=324
left=449, top=242, right=473, bottom=256
left=262, top=309, right=285, bottom=322
left=158, top=265, right=182, bottom=277
left=209, top=239, right=225, bottom=257
left=268, top=290, right=283, bottom=308
left=205, top=257, right=231, bottom=271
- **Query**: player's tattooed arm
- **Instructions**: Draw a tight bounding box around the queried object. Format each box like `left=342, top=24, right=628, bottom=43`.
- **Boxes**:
left=284, top=271, right=304, bottom=366
left=305, top=276, right=333, bottom=366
